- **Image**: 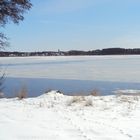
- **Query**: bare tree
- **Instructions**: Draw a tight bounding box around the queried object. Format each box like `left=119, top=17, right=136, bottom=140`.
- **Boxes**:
left=0, top=0, right=32, bottom=90
left=0, top=71, right=4, bottom=91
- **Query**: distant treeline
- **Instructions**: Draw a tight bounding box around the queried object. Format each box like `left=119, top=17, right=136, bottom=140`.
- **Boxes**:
left=1, top=48, right=140, bottom=57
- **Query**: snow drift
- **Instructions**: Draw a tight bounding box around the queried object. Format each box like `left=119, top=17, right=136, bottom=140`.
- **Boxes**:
left=0, top=91, right=140, bottom=140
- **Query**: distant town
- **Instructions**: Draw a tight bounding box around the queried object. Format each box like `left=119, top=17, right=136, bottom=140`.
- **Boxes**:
left=1, top=48, right=140, bottom=57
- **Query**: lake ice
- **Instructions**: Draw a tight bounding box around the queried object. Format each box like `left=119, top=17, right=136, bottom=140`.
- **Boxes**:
left=0, top=55, right=140, bottom=97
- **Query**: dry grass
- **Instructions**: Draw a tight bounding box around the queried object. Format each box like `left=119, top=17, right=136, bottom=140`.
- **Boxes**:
left=17, top=85, right=28, bottom=100
left=117, top=95, right=139, bottom=103
left=72, top=96, right=85, bottom=103
left=0, top=92, right=4, bottom=98
left=45, top=89, right=52, bottom=94
left=116, top=95, right=140, bottom=113
left=67, top=96, right=93, bottom=107
left=90, top=89, right=100, bottom=96
left=67, top=96, right=85, bottom=106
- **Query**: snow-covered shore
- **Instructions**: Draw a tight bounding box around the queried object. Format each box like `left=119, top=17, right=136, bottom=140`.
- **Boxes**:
left=0, top=91, right=140, bottom=140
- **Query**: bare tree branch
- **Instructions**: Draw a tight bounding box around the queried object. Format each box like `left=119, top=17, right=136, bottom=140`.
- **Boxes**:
left=0, top=32, right=9, bottom=49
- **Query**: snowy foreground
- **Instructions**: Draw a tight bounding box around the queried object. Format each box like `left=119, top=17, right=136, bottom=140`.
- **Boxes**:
left=0, top=91, right=140, bottom=140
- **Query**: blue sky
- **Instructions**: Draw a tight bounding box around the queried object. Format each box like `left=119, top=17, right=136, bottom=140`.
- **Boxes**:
left=4, top=0, right=140, bottom=51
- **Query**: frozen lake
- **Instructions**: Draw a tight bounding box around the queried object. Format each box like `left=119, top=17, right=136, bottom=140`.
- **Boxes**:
left=0, top=55, right=140, bottom=97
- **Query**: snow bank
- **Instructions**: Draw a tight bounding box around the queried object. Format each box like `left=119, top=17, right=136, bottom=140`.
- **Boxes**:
left=0, top=91, right=140, bottom=140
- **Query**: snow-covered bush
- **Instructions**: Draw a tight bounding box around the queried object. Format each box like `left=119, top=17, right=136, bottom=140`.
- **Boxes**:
left=84, top=98, right=93, bottom=106
left=67, top=96, right=85, bottom=106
